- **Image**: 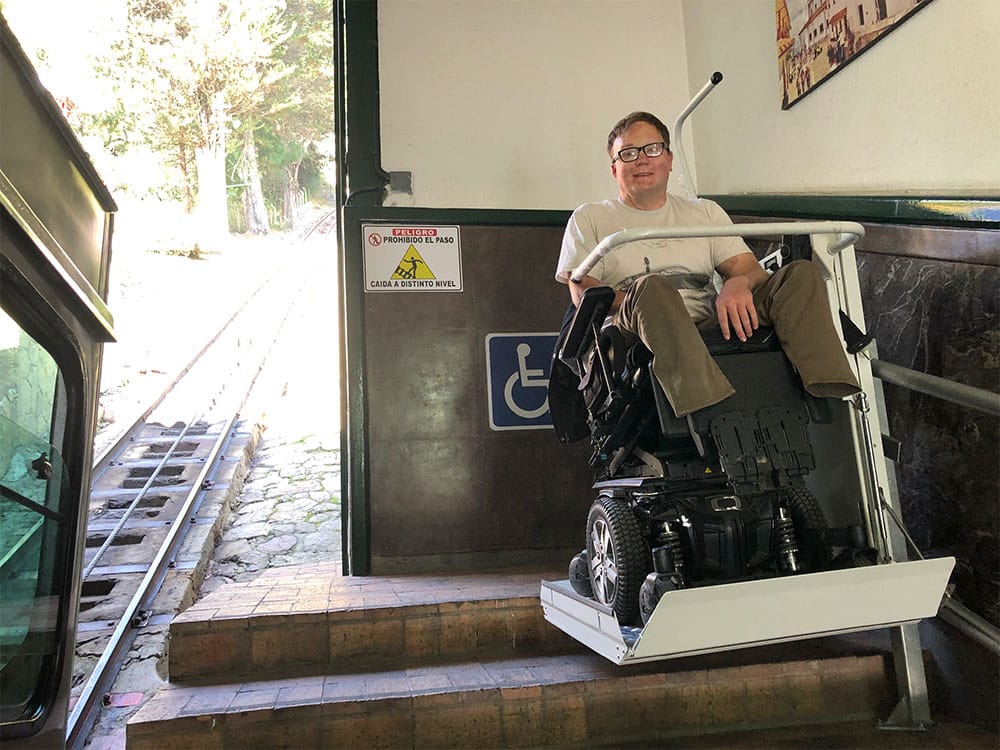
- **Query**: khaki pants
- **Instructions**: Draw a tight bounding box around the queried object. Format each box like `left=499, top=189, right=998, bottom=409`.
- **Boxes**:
left=614, top=260, right=861, bottom=417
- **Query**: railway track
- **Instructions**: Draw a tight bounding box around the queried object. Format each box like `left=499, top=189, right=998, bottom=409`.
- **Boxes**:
left=65, top=209, right=337, bottom=748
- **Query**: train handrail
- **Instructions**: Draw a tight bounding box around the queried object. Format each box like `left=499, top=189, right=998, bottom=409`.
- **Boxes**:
left=569, top=221, right=866, bottom=282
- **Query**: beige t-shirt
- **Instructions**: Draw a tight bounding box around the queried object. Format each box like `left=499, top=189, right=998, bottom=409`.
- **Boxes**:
left=555, top=195, right=751, bottom=322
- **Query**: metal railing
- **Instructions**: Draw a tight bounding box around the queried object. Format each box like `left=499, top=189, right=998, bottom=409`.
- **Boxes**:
left=570, top=221, right=865, bottom=282
left=869, top=356, right=1000, bottom=653
left=871, top=359, right=1000, bottom=417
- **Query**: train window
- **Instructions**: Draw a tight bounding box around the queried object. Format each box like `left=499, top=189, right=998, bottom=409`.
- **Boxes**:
left=0, top=308, right=70, bottom=728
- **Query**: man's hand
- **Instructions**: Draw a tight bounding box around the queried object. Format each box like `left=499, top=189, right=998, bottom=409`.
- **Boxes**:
left=715, top=252, right=769, bottom=342
left=570, top=274, right=625, bottom=312
left=716, top=275, right=758, bottom=342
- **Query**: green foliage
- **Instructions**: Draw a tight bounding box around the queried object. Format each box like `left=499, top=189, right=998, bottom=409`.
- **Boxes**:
left=74, top=99, right=135, bottom=157
left=5, top=0, right=335, bottom=227
left=298, top=142, right=329, bottom=197
left=242, top=0, right=335, bottom=226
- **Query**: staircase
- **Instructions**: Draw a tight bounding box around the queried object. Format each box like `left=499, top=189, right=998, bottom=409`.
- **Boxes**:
left=126, top=561, right=903, bottom=748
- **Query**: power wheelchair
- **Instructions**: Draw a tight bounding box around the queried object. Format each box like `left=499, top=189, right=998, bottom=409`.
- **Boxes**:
left=548, top=251, right=875, bottom=627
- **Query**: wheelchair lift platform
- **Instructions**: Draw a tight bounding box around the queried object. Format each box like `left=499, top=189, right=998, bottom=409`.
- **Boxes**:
left=541, top=557, right=954, bottom=666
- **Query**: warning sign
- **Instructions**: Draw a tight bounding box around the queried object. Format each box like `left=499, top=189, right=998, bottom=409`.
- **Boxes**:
left=391, top=245, right=435, bottom=280
left=363, top=225, right=462, bottom=292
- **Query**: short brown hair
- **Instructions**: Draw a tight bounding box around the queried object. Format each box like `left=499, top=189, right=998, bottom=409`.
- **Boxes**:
left=607, top=112, right=671, bottom=156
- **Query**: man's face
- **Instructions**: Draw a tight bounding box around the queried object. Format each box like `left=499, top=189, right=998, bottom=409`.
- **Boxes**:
left=610, top=121, right=673, bottom=209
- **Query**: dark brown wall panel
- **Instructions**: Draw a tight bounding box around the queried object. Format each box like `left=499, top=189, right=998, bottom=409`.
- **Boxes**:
left=362, top=222, right=592, bottom=570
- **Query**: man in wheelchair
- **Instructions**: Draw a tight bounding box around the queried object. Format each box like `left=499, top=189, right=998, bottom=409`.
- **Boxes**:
left=550, top=111, right=863, bottom=626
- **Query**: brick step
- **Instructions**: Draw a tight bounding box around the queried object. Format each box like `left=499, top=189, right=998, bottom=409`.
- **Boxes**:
left=169, top=564, right=578, bottom=682
left=128, top=651, right=895, bottom=749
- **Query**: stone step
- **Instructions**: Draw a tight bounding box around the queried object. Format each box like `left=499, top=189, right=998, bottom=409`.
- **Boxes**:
left=168, top=563, right=579, bottom=682
left=128, top=651, right=895, bottom=749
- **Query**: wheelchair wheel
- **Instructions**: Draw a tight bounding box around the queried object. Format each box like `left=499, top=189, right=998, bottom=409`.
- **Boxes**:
left=586, top=495, right=651, bottom=624
left=782, top=484, right=830, bottom=571
left=783, top=485, right=826, bottom=528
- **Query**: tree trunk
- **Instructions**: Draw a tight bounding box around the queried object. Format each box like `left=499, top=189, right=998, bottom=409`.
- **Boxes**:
left=178, top=144, right=194, bottom=213
left=282, top=157, right=303, bottom=227
left=194, top=91, right=229, bottom=241
left=240, top=127, right=269, bottom=234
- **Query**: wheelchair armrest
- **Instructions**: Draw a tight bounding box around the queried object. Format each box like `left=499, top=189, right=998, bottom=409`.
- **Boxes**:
left=559, top=285, right=615, bottom=373
left=700, top=326, right=781, bottom=355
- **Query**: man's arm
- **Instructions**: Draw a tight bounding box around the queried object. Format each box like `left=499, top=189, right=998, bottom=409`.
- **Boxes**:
left=558, top=207, right=627, bottom=310
left=715, top=252, right=769, bottom=342
left=569, top=275, right=625, bottom=312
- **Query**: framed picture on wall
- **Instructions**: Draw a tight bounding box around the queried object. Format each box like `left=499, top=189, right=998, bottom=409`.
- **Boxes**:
left=777, top=0, right=935, bottom=109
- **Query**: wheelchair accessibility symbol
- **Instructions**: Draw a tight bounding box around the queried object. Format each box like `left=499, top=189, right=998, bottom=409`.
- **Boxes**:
left=485, top=332, right=558, bottom=431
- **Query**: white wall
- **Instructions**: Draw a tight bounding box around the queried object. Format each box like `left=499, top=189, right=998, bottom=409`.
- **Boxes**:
left=378, top=0, right=692, bottom=210
left=682, top=0, right=1000, bottom=195
left=378, top=0, right=999, bottom=208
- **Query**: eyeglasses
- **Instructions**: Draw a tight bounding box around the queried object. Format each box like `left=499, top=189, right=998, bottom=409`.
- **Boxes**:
left=613, top=141, right=668, bottom=163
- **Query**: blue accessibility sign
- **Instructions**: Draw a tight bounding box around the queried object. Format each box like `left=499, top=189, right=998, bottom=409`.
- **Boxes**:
left=485, top=332, right=559, bottom=431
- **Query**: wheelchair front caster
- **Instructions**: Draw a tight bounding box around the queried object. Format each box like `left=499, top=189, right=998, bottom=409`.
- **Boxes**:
left=568, top=549, right=593, bottom=597
left=639, top=572, right=680, bottom=626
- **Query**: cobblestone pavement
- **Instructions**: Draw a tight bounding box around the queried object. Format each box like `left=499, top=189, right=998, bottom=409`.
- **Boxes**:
left=200, top=235, right=343, bottom=596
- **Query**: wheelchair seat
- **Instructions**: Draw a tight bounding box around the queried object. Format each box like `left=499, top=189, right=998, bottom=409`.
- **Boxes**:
left=551, top=285, right=817, bottom=493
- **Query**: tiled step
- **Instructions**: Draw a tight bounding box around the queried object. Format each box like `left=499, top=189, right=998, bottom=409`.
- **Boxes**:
left=128, top=651, right=895, bottom=749
left=168, top=563, right=579, bottom=682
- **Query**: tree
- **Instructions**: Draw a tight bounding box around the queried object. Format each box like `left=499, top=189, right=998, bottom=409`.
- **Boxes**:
left=249, top=0, right=334, bottom=228
left=121, top=0, right=291, bottom=239
left=232, top=126, right=270, bottom=233
left=4, top=0, right=332, bottom=236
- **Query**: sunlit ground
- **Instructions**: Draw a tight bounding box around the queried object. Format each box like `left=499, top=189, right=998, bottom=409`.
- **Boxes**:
left=95, top=200, right=340, bottom=456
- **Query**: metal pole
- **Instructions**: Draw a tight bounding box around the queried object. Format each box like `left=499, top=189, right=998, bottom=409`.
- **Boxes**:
left=871, top=358, right=1000, bottom=416
left=671, top=71, right=723, bottom=200
left=852, top=392, right=893, bottom=562
left=939, top=593, right=1000, bottom=655
left=881, top=623, right=934, bottom=731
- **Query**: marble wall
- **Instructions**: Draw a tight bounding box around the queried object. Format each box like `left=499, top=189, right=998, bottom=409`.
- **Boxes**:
left=854, top=227, right=999, bottom=627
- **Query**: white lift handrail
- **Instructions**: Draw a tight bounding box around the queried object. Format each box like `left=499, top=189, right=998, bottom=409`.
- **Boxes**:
left=671, top=71, right=723, bottom=200
left=569, top=221, right=866, bottom=283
